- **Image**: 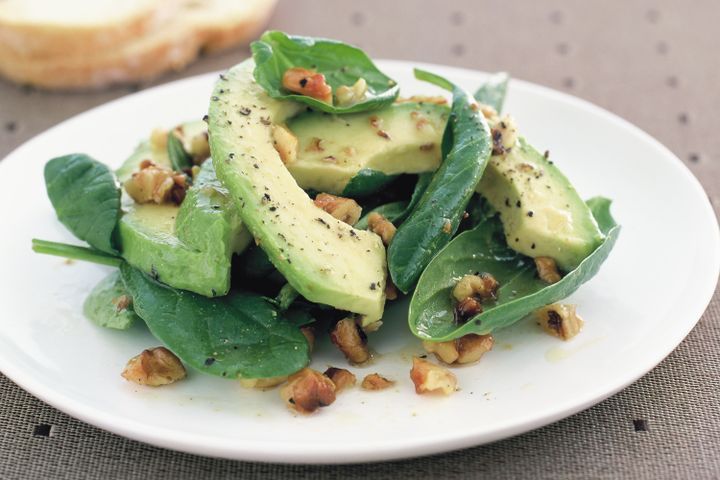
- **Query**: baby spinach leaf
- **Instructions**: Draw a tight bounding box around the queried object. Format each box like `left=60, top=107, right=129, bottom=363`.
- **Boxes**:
left=356, top=201, right=407, bottom=230
left=409, top=198, right=620, bottom=341
left=83, top=271, right=139, bottom=330
left=44, top=154, right=121, bottom=254
left=341, top=169, right=398, bottom=198
left=120, top=263, right=310, bottom=379
left=388, top=70, right=492, bottom=293
left=251, top=31, right=399, bottom=114
left=355, top=172, right=433, bottom=229
left=474, top=72, right=510, bottom=113
left=32, top=239, right=122, bottom=267
left=167, top=132, right=193, bottom=171
left=275, top=283, right=300, bottom=311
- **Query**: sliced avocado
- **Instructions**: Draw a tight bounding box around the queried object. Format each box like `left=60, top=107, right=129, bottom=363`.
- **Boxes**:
left=477, top=138, right=604, bottom=270
left=208, top=60, right=387, bottom=323
left=117, top=132, right=250, bottom=297
left=285, top=102, right=448, bottom=194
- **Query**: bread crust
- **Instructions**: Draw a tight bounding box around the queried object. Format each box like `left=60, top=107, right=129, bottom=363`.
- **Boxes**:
left=0, top=0, right=276, bottom=90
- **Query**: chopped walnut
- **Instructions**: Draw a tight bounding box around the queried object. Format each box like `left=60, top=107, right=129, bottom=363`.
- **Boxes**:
left=479, top=104, right=499, bottom=123
left=423, top=334, right=494, bottom=365
left=452, top=273, right=499, bottom=302
left=396, top=95, right=448, bottom=105
left=314, top=193, right=362, bottom=225
left=361, top=373, right=394, bottom=391
left=422, top=340, right=459, bottom=364
left=111, top=294, right=132, bottom=312
left=336, top=78, right=368, bottom=107
left=367, top=213, right=396, bottom=245
left=282, top=67, right=333, bottom=104
left=121, top=347, right=186, bottom=387
left=324, top=367, right=356, bottom=393
left=301, top=326, right=315, bottom=353
left=456, top=334, right=494, bottom=364
left=490, top=114, right=519, bottom=155
left=124, top=162, right=187, bottom=205
left=272, top=124, right=298, bottom=164
left=536, top=304, right=584, bottom=340
left=150, top=128, right=168, bottom=150
left=385, top=279, right=398, bottom=300
left=280, top=368, right=336, bottom=414
left=410, top=357, right=457, bottom=395
left=456, top=297, right=483, bottom=319
left=189, top=131, right=210, bottom=164
left=535, top=257, right=562, bottom=284
left=239, top=376, right=288, bottom=390
left=330, top=318, right=370, bottom=364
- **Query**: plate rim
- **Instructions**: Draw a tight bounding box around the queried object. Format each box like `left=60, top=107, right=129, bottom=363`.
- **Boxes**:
left=0, top=59, right=718, bottom=464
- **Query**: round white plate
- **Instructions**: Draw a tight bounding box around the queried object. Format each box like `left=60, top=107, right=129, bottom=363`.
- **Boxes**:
left=0, top=61, right=718, bottom=464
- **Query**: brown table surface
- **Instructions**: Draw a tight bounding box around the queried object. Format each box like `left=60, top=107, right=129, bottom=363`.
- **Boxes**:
left=1, top=1, right=719, bottom=478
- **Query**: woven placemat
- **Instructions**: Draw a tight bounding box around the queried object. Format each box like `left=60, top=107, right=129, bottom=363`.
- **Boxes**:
left=1, top=1, right=718, bottom=478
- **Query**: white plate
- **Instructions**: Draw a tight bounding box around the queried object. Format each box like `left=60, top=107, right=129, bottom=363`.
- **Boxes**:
left=0, top=61, right=718, bottom=464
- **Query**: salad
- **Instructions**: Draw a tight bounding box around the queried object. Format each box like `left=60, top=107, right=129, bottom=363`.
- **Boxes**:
left=33, top=31, right=620, bottom=415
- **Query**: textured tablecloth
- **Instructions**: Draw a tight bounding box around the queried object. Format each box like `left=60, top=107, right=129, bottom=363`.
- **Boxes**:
left=1, top=1, right=718, bottom=478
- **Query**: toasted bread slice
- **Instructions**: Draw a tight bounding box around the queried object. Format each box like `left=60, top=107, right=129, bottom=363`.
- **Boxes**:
left=0, top=0, right=277, bottom=89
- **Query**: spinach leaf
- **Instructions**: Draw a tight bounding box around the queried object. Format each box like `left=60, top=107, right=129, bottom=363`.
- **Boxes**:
left=83, top=271, right=139, bottom=330
left=388, top=70, right=492, bottom=293
left=251, top=31, right=399, bottom=114
left=120, top=263, right=310, bottom=379
left=44, top=154, right=121, bottom=254
left=355, top=201, right=407, bottom=230
left=355, top=172, right=433, bottom=229
left=474, top=72, right=509, bottom=113
left=408, top=198, right=620, bottom=341
left=341, top=169, right=398, bottom=198
left=167, top=132, right=193, bottom=171
left=275, top=283, right=299, bottom=311
left=32, top=239, right=122, bottom=267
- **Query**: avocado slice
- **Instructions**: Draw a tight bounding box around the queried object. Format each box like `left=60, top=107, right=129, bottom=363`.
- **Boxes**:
left=117, top=131, right=251, bottom=297
left=285, top=102, right=448, bottom=194
left=208, top=60, right=387, bottom=323
left=477, top=138, right=604, bottom=271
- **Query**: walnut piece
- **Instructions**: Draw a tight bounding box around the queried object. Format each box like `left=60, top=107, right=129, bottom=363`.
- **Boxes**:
left=367, top=213, right=397, bottom=245
left=280, top=368, right=336, bottom=414
left=314, top=193, right=362, bottom=225
left=300, top=326, right=315, bottom=353
left=282, top=67, right=333, bottom=104
left=385, top=279, right=398, bottom=300
left=535, top=256, right=562, bottom=284
left=330, top=318, right=370, bottom=364
left=324, top=367, right=356, bottom=393
left=272, top=124, right=298, bottom=164
left=361, top=373, right=394, bottom=391
left=124, top=161, right=187, bottom=205
left=423, top=334, right=494, bottom=365
left=410, top=357, right=457, bottom=395
left=536, top=304, right=584, bottom=340
left=239, top=376, right=288, bottom=390
left=452, top=273, right=499, bottom=302
left=121, top=347, right=186, bottom=387
left=336, top=78, right=368, bottom=107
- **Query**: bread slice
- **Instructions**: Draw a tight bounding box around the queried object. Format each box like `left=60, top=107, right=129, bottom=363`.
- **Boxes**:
left=0, top=0, right=175, bottom=59
left=0, top=0, right=277, bottom=89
